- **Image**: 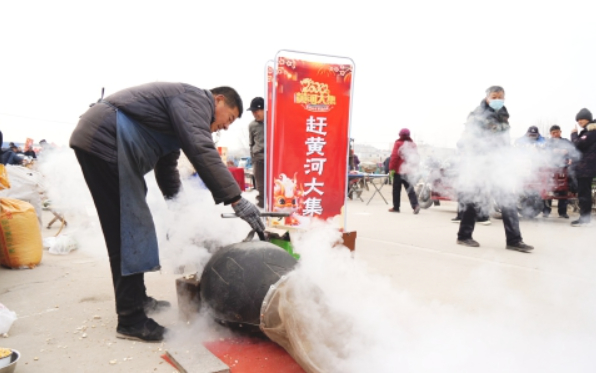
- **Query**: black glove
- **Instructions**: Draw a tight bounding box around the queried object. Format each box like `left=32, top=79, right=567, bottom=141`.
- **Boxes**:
left=232, top=197, right=265, bottom=233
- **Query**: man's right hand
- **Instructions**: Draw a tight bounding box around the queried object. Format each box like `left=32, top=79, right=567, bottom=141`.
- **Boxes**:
left=232, top=197, right=265, bottom=232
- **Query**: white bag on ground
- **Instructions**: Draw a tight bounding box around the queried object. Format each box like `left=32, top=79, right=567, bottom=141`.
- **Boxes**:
left=0, top=165, right=44, bottom=227
left=47, top=234, right=77, bottom=255
left=0, top=303, right=17, bottom=335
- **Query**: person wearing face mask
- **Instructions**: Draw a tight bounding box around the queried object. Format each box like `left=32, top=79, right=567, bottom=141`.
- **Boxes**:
left=456, top=86, right=534, bottom=253
left=570, top=108, right=596, bottom=227
left=70, top=83, right=264, bottom=342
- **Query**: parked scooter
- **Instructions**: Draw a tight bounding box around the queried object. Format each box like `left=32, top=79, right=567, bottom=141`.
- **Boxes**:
left=415, top=157, right=457, bottom=209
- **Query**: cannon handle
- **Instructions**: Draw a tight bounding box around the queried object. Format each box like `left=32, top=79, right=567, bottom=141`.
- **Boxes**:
left=221, top=212, right=291, bottom=218
left=221, top=212, right=289, bottom=242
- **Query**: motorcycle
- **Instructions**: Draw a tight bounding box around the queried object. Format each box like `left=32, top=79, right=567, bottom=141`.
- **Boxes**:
left=415, top=157, right=457, bottom=209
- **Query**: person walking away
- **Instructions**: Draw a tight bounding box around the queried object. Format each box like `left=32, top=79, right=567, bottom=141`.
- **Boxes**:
left=248, top=97, right=265, bottom=209
left=70, top=83, right=264, bottom=342
left=543, top=125, right=580, bottom=218
left=570, top=108, right=596, bottom=227
left=456, top=86, right=533, bottom=252
left=388, top=128, right=420, bottom=214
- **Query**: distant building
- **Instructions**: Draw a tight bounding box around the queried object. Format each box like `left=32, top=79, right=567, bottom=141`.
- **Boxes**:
left=353, top=142, right=455, bottom=165
left=354, top=143, right=392, bottom=163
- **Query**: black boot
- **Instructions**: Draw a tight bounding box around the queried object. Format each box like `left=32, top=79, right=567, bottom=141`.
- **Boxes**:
left=456, top=238, right=480, bottom=247
left=506, top=241, right=534, bottom=253
left=116, top=318, right=166, bottom=342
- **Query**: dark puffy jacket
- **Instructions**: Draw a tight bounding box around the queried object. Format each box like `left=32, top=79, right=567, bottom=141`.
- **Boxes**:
left=458, top=99, right=511, bottom=152
left=571, top=122, right=596, bottom=178
left=545, top=137, right=580, bottom=167
left=70, top=82, right=241, bottom=203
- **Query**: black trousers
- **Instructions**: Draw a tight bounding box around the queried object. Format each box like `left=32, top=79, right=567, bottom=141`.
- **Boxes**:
left=577, top=177, right=593, bottom=222
left=75, top=149, right=147, bottom=326
left=253, top=158, right=265, bottom=208
left=392, top=174, right=418, bottom=210
left=458, top=199, right=522, bottom=245
left=543, top=197, right=567, bottom=216
left=456, top=199, right=489, bottom=221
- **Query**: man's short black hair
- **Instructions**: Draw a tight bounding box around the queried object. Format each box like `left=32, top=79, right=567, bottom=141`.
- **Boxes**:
left=210, top=86, right=243, bottom=118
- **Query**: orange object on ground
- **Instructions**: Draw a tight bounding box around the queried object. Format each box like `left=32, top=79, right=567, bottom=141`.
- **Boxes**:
left=0, top=198, right=43, bottom=269
left=160, top=351, right=187, bottom=372
left=0, top=165, right=9, bottom=190
left=203, top=336, right=306, bottom=373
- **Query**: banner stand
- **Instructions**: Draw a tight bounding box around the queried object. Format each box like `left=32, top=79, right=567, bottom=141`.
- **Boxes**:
left=265, top=50, right=357, bottom=254
left=264, top=225, right=357, bottom=254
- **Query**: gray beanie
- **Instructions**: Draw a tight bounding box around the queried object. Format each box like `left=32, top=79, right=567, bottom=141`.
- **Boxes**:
left=575, top=108, right=593, bottom=122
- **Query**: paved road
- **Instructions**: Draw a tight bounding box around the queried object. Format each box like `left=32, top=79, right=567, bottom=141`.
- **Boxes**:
left=2, top=186, right=595, bottom=372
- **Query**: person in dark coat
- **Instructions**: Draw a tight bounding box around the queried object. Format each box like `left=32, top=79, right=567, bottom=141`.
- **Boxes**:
left=388, top=128, right=420, bottom=214
left=0, top=134, right=23, bottom=165
left=70, top=82, right=264, bottom=342
left=542, top=125, right=580, bottom=218
left=248, top=97, right=265, bottom=209
left=383, top=156, right=391, bottom=185
left=353, top=153, right=360, bottom=171
left=570, top=108, right=596, bottom=226
left=456, top=86, right=533, bottom=252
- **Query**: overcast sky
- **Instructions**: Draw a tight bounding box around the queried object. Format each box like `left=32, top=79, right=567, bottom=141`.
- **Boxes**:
left=1, top=0, right=595, bottom=151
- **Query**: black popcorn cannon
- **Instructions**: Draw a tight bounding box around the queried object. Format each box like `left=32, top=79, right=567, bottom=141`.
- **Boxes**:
left=175, top=212, right=357, bottom=372
left=175, top=212, right=298, bottom=328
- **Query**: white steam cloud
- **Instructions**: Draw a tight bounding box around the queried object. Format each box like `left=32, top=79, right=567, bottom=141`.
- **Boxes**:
left=34, top=141, right=596, bottom=373
left=35, top=148, right=251, bottom=272
left=413, top=126, right=580, bottom=219
left=270, top=222, right=596, bottom=372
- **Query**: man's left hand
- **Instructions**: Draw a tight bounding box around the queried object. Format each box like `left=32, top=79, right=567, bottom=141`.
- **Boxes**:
left=232, top=197, right=265, bottom=233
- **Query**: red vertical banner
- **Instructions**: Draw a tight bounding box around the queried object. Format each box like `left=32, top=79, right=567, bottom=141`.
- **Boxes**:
left=264, top=61, right=274, bottom=211
left=268, top=51, right=354, bottom=229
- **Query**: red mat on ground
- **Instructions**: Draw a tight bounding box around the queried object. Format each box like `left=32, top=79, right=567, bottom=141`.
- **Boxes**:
left=203, top=336, right=306, bottom=373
